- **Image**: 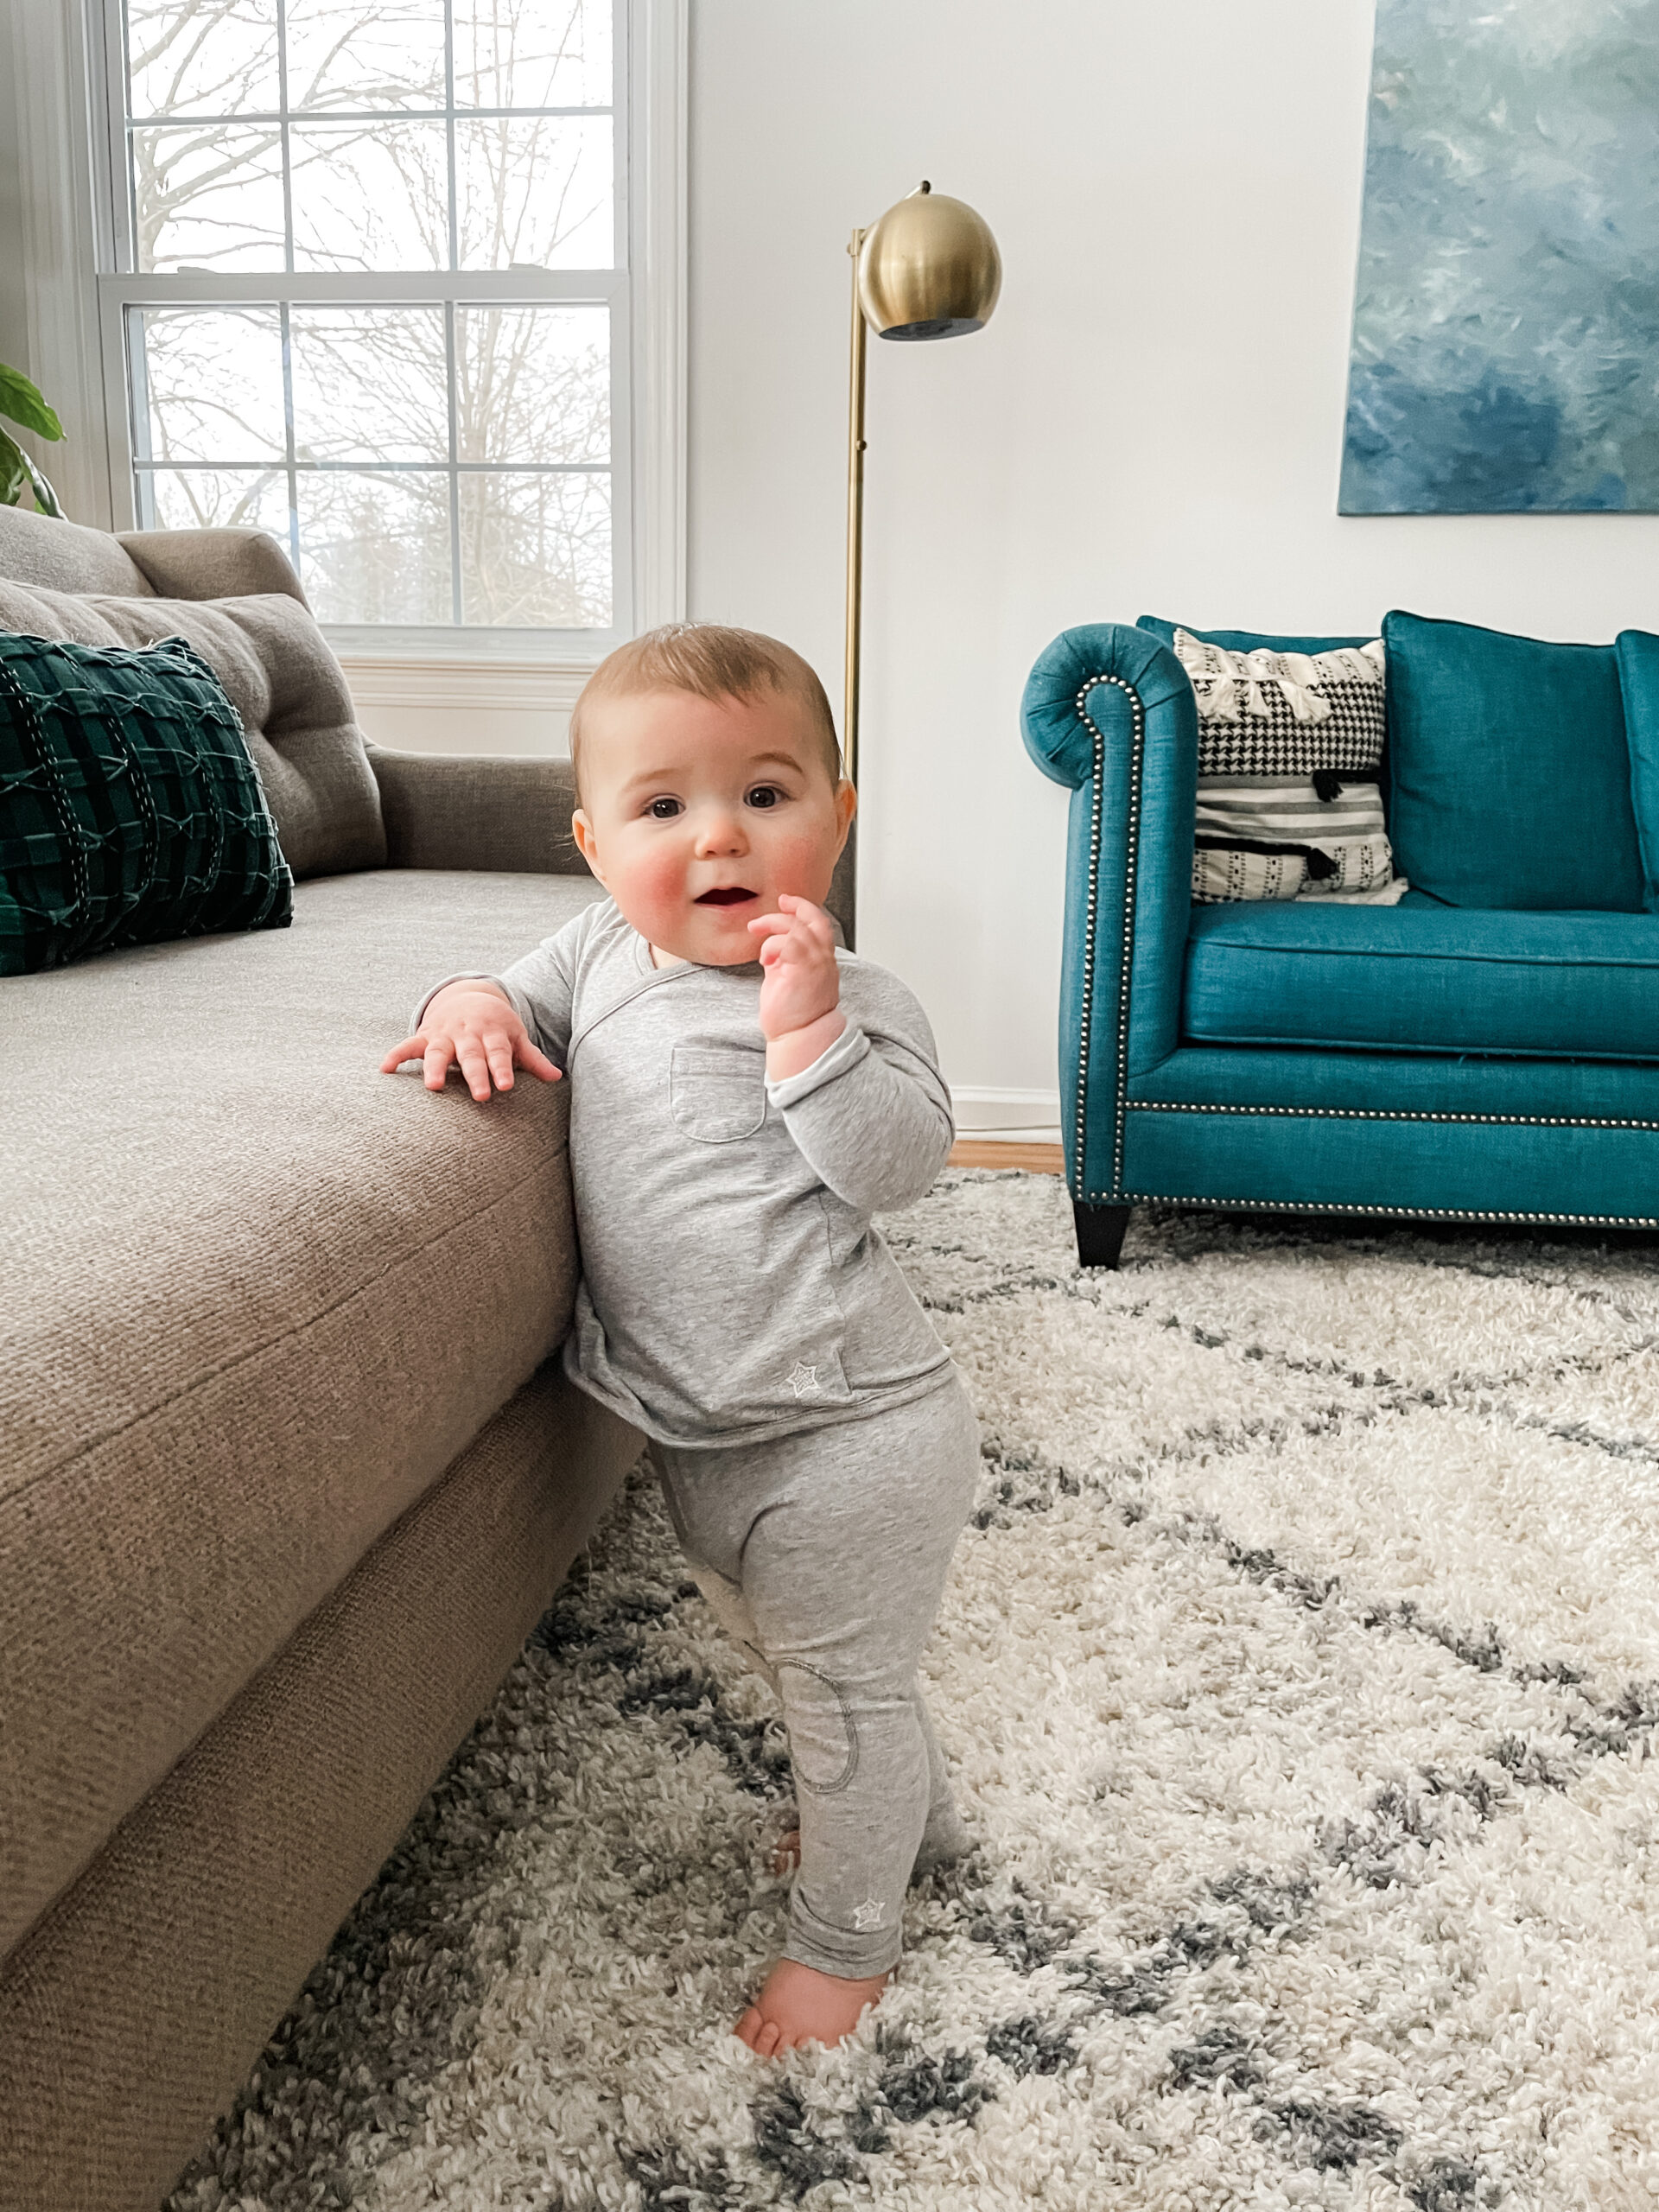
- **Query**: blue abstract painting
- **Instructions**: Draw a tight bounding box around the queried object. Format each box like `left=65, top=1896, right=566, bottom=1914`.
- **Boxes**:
left=1340, top=0, right=1659, bottom=514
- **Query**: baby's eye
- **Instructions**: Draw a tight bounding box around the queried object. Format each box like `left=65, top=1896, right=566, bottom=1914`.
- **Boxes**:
left=746, top=785, right=781, bottom=810
left=648, top=796, right=683, bottom=819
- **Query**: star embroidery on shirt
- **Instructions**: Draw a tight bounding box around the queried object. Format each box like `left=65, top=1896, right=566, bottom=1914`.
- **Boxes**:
left=852, top=1897, right=885, bottom=1931
left=786, top=1361, right=819, bottom=1398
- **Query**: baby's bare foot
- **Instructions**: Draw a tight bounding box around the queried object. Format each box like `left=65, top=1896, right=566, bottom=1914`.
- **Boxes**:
left=734, top=1958, right=890, bottom=2056
left=770, top=1826, right=801, bottom=1876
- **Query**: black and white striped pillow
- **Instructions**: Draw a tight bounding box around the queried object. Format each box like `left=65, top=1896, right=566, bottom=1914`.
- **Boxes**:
left=1174, top=630, right=1405, bottom=905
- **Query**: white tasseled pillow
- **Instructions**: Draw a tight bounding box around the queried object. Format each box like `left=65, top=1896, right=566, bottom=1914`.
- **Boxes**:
left=1174, top=630, right=1406, bottom=905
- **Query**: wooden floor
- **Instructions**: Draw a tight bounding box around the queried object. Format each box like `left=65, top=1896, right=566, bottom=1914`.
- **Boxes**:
left=947, top=1140, right=1065, bottom=1174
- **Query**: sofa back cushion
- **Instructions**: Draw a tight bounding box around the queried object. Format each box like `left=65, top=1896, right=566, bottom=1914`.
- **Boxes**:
left=1616, top=629, right=1659, bottom=913
left=1382, top=610, right=1643, bottom=912
left=0, top=504, right=157, bottom=598
left=0, top=580, right=385, bottom=878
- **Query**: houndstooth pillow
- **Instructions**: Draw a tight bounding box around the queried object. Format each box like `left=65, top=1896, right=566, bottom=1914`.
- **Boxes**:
left=1173, top=631, right=1402, bottom=904
left=1175, top=629, right=1386, bottom=777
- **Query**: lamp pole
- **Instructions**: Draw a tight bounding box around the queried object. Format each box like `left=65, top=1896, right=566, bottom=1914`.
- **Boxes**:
left=838, top=181, right=1001, bottom=833
left=844, top=224, right=870, bottom=792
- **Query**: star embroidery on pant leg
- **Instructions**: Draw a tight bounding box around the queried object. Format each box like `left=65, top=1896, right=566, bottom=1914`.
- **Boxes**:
left=786, top=1361, right=819, bottom=1398
left=852, top=1897, right=885, bottom=1930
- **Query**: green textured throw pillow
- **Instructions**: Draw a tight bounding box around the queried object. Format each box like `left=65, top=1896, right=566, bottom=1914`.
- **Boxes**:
left=0, top=630, right=292, bottom=976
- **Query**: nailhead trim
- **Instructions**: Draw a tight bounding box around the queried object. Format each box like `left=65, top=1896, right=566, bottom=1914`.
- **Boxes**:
left=1127, top=1099, right=1659, bottom=1132
left=1076, top=1189, right=1659, bottom=1229
left=1065, top=674, right=1658, bottom=1227
left=1072, top=673, right=1146, bottom=1198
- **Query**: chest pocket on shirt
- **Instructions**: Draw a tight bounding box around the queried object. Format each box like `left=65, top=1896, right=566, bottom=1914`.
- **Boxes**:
left=670, top=1043, right=767, bottom=1143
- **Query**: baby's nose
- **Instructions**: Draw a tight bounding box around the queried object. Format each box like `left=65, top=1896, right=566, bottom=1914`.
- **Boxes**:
left=695, top=807, right=748, bottom=854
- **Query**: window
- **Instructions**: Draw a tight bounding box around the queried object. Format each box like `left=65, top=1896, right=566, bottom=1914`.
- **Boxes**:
left=86, top=0, right=683, bottom=656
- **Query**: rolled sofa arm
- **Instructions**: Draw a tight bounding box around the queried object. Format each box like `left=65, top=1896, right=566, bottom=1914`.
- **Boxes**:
left=366, top=745, right=592, bottom=876
left=1020, top=623, right=1198, bottom=1201
left=118, top=526, right=308, bottom=606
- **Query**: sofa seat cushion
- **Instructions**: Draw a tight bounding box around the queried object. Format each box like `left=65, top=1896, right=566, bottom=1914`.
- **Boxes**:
left=1183, top=899, right=1659, bottom=1062
left=0, top=867, right=602, bottom=1958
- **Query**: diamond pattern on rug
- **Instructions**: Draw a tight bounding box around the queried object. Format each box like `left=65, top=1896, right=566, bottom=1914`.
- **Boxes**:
left=168, top=1174, right=1659, bottom=2211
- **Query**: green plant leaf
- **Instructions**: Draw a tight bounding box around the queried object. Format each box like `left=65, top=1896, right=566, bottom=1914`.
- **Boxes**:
left=0, top=361, right=65, bottom=440
left=0, top=427, right=65, bottom=516
left=0, top=427, right=29, bottom=505
left=20, top=446, right=64, bottom=517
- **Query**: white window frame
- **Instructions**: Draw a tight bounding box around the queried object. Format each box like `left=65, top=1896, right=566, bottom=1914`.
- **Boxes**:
left=9, top=0, right=683, bottom=678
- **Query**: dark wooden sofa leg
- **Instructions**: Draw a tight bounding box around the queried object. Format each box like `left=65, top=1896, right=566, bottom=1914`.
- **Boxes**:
left=1074, top=1201, right=1131, bottom=1269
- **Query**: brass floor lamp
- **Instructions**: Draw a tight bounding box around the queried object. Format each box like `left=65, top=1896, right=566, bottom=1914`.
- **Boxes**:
left=832, top=181, right=1001, bottom=945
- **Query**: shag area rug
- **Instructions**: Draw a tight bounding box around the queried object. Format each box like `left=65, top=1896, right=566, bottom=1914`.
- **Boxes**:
left=169, top=1173, right=1659, bottom=2212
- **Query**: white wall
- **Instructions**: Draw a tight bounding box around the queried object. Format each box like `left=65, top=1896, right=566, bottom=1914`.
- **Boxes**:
left=686, top=0, right=1659, bottom=1128
left=0, top=12, right=26, bottom=386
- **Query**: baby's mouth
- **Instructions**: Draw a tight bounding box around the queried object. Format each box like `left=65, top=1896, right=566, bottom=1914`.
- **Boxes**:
left=696, top=886, right=758, bottom=906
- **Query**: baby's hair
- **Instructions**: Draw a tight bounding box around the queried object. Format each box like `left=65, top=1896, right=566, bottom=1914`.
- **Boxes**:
left=569, top=622, right=842, bottom=800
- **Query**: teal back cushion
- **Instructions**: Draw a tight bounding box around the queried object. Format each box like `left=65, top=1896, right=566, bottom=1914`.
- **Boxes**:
left=1136, top=617, right=1372, bottom=655
left=0, top=630, right=292, bottom=976
left=1382, top=611, right=1643, bottom=912
left=1617, top=629, right=1659, bottom=912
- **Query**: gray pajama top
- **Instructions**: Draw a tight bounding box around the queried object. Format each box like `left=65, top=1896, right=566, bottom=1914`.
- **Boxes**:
left=425, top=898, right=955, bottom=1448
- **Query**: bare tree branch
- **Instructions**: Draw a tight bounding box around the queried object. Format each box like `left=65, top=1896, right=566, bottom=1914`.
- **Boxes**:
left=129, top=0, right=614, bottom=626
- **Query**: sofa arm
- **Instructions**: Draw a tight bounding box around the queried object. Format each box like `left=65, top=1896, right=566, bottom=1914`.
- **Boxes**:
left=118, top=526, right=308, bottom=606
left=367, top=745, right=591, bottom=876
left=1021, top=623, right=1198, bottom=1201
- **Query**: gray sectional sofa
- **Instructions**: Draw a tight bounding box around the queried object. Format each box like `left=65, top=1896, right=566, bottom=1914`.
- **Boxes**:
left=0, top=503, right=638, bottom=2212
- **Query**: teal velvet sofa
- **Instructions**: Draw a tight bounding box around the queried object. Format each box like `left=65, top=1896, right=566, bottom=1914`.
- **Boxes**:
left=1021, top=612, right=1659, bottom=1267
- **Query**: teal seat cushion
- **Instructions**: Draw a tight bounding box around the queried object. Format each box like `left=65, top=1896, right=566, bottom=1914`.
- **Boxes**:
left=1183, top=900, right=1659, bottom=1062
left=1136, top=617, right=1371, bottom=655
left=1382, top=610, right=1644, bottom=912
left=0, top=630, right=292, bottom=975
left=1616, top=628, right=1659, bottom=913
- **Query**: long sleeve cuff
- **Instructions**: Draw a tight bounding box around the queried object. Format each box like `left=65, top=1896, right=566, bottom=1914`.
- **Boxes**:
left=764, top=1018, right=871, bottom=1109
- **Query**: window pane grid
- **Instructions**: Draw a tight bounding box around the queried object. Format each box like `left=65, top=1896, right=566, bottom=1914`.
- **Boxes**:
left=443, top=4, right=458, bottom=289
left=131, top=458, right=612, bottom=471
left=443, top=297, right=461, bottom=620
left=127, top=105, right=613, bottom=124
left=276, top=0, right=294, bottom=275
left=277, top=299, right=300, bottom=564
left=116, top=3, right=620, bottom=633
left=124, top=3, right=614, bottom=276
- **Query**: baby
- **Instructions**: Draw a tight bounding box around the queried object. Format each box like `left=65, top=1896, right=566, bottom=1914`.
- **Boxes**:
left=382, top=624, right=977, bottom=2055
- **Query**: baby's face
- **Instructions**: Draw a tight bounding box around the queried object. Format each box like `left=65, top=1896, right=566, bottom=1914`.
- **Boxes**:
left=571, top=686, right=855, bottom=965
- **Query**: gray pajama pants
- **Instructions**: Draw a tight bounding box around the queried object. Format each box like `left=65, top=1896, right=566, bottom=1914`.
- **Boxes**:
left=651, top=1370, right=980, bottom=1980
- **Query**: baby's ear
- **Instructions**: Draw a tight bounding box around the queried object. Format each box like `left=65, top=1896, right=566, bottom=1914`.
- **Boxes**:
left=571, top=809, right=606, bottom=882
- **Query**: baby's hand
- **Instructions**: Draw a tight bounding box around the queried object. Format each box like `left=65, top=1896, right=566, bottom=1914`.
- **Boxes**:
left=748, top=893, right=845, bottom=1079
left=380, top=982, right=561, bottom=1104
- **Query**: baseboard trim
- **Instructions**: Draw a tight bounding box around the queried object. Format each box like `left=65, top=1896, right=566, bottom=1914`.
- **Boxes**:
left=950, top=1086, right=1062, bottom=1137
